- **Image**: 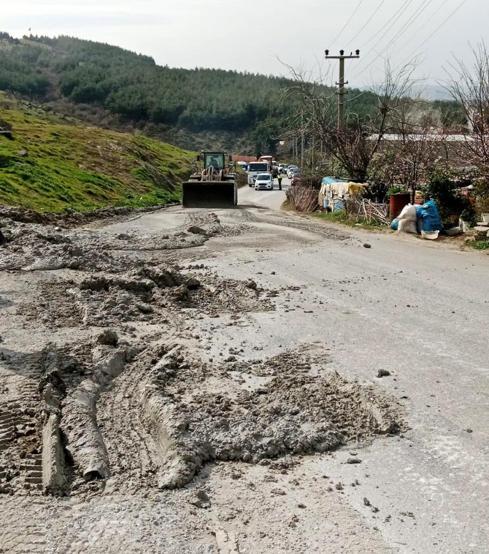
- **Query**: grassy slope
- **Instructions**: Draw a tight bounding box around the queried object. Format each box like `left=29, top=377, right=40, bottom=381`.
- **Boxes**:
left=0, top=93, right=194, bottom=212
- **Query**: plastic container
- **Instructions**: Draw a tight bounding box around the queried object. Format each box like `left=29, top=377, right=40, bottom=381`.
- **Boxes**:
left=389, top=192, right=411, bottom=219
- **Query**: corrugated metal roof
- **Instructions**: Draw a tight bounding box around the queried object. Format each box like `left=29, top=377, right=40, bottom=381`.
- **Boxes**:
left=369, top=134, right=474, bottom=142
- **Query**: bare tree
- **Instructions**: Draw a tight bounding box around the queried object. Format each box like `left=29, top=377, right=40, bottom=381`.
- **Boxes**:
left=372, top=96, right=447, bottom=194
left=447, top=43, right=489, bottom=175
left=285, top=61, right=416, bottom=182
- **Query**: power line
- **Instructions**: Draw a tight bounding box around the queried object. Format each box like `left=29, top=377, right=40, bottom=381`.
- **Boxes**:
left=396, top=0, right=447, bottom=48
left=347, top=0, right=414, bottom=81
left=389, top=0, right=468, bottom=73
left=346, top=89, right=370, bottom=104
left=366, top=0, right=433, bottom=62
left=347, top=0, right=386, bottom=45
left=360, top=0, right=414, bottom=49
left=404, top=0, right=468, bottom=57
left=329, top=0, right=366, bottom=49
left=354, top=0, right=436, bottom=79
left=376, top=0, right=435, bottom=56
left=351, top=0, right=467, bottom=89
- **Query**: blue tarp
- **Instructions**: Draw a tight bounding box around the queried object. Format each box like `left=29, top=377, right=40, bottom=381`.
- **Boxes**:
left=391, top=199, right=443, bottom=233
left=417, top=200, right=443, bottom=232
left=321, top=176, right=348, bottom=185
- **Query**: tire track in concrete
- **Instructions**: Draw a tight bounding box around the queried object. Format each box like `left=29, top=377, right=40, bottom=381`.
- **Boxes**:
left=97, top=362, right=161, bottom=491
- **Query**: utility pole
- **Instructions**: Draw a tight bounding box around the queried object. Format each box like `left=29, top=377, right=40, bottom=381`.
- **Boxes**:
left=325, top=49, right=360, bottom=130
left=300, top=109, right=305, bottom=169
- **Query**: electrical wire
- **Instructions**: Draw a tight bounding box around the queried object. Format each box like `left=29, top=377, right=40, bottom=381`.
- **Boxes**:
left=346, top=90, right=370, bottom=103
left=397, top=0, right=447, bottom=48
left=346, top=0, right=414, bottom=85
left=347, top=0, right=386, bottom=45
left=403, top=0, right=468, bottom=58
left=365, top=0, right=433, bottom=61
left=360, top=0, right=414, bottom=49
left=329, top=0, right=366, bottom=50
left=375, top=0, right=435, bottom=57
left=354, top=0, right=436, bottom=79
left=351, top=0, right=467, bottom=91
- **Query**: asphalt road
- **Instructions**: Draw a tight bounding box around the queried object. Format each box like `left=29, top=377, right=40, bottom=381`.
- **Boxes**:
left=99, top=186, right=489, bottom=553
left=239, top=177, right=290, bottom=210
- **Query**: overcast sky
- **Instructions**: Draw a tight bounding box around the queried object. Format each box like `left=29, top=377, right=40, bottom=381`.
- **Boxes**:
left=2, top=0, right=486, bottom=90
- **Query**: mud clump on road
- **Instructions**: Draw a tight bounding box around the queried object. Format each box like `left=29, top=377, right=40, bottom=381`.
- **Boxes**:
left=139, top=347, right=404, bottom=489
left=18, top=264, right=272, bottom=329
left=0, top=212, right=223, bottom=272
left=0, top=339, right=403, bottom=498
left=1, top=207, right=404, bottom=505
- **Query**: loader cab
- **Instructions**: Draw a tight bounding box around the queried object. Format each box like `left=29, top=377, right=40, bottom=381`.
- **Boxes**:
left=202, top=152, right=226, bottom=171
left=183, top=151, right=237, bottom=208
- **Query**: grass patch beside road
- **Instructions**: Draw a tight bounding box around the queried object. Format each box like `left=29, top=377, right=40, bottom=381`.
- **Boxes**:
left=471, top=240, right=489, bottom=250
left=0, top=93, right=194, bottom=212
left=313, top=210, right=386, bottom=231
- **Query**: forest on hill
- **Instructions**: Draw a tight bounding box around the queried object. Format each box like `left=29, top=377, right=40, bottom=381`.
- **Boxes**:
left=0, top=33, right=382, bottom=151
left=0, top=33, right=463, bottom=153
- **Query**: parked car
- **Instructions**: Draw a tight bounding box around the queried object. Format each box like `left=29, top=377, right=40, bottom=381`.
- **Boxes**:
left=254, top=173, right=274, bottom=191
left=287, top=165, right=300, bottom=178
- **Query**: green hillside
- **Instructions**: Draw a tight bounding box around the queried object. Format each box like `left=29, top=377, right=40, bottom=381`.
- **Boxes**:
left=0, top=33, right=464, bottom=155
left=0, top=92, right=193, bottom=212
left=0, top=33, right=382, bottom=152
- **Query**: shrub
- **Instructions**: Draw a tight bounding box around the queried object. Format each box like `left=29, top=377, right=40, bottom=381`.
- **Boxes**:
left=427, top=169, right=475, bottom=224
left=474, top=179, right=489, bottom=213
left=386, top=185, right=406, bottom=198
left=364, top=181, right=389, bottom=203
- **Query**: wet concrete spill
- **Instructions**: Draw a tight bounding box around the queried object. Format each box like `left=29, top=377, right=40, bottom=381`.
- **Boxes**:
left=0, top=208, right=403, bottom=499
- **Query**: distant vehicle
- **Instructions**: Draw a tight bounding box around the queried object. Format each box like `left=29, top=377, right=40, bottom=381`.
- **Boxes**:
left=254, top=173, right=274, bottom=191
left=258, top=155, right=279, bottom=177
left=278, top=164, right=287, bottom=175
left=258, top=155, right=275, bottom=165
left=247, top=161, right=271, bottom=185
left=287, top=165, right=300, bottom=179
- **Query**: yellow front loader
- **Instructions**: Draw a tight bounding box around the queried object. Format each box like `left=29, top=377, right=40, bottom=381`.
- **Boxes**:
left=182, top=152, right=237, bottom=208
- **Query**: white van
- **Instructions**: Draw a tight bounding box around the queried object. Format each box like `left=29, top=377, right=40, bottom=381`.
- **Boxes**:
left=247, top=162, right=270, bottom=186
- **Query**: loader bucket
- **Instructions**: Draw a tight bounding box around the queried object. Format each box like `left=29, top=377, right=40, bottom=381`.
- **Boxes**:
left=182, top=180, right=237, bottom=208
